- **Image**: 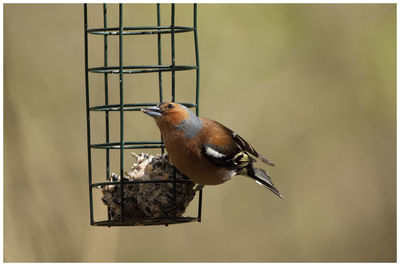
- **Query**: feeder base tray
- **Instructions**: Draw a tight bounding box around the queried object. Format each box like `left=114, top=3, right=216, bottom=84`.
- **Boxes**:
left=92, top=216, right=199, bottom=226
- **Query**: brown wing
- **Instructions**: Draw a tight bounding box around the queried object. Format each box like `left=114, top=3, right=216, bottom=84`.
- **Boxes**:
left=199, top=118, right=245, bottom=169
left=200, top=118, right=275, bottom=167
left=231, top=131, right=275, bottom=166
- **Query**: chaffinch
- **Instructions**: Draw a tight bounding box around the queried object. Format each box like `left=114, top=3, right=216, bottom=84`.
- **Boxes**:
left=142, top=102, right=282, bottom=198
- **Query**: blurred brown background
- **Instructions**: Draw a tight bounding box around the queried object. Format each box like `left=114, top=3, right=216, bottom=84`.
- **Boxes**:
left=4, top=4, right=396, bottom=262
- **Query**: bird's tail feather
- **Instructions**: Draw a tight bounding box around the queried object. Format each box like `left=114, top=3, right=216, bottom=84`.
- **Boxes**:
left=245, top=166, right=283, bottom=199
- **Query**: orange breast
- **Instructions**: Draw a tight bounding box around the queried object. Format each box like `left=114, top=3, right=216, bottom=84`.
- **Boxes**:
left=162, top=128, right=234, bottom=185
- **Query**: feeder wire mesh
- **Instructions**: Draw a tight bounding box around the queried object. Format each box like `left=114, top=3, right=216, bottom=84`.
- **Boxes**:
left=84, top=3, right=202, bottom=226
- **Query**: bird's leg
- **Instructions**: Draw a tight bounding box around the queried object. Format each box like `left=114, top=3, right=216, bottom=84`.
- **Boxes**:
left=194, top=184, right=204, bottom=191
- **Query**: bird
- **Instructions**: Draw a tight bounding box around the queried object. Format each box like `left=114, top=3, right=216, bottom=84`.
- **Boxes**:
left=142, top=102, right=282, bottom=198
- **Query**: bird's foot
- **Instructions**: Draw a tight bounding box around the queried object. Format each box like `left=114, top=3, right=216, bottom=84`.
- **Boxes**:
left=194, top=184, right=204, bottom=191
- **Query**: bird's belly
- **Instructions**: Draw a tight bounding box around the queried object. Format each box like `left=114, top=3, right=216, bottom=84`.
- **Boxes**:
left=175, top=158, right=234, bottom=185
left=164, top=133, right=234, bottom=185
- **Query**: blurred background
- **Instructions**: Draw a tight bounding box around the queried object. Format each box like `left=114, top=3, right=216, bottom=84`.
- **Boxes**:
left=4, top=3, right=396, bottom=262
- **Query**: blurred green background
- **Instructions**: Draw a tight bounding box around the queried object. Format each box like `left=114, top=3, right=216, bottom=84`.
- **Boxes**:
left=4, top=3, right=396, bottom=262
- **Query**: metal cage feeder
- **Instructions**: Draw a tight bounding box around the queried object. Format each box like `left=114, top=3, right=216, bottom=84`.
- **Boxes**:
left=84, top=3, right=202, bottom=226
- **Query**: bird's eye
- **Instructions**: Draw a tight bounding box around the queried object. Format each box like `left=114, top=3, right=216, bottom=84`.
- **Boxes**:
left=167, top=103, right=174, bottom=109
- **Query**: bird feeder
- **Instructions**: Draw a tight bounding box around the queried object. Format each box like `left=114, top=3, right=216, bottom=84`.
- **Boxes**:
left=83, top=3, right=202, bottom=226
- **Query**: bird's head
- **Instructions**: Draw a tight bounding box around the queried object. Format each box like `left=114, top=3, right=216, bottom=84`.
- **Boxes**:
left=142, top=102, right=191, bottom=126
left=142, top=102, right=202, bottom=137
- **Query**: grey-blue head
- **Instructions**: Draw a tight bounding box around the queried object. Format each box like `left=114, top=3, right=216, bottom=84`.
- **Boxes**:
left=142, top=102, right=202, bottom=138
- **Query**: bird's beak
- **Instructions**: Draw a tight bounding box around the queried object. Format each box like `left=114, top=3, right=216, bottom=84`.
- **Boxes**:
left=141, top=106, right=162, bottom=117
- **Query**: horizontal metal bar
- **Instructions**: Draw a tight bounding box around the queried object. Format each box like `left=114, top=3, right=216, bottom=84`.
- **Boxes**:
left=92, top=178, right=194, bottom=187
left=88, top=65, right=197, bottom=74
left=87, top=25, right=195, bottom=36
left=88, top=25, right=194, bottom=31
left=90, top=141, right=164, bottom=149
left=89, top=102, right=197, bottom=112
left=92, top=216, right=199, bottom=226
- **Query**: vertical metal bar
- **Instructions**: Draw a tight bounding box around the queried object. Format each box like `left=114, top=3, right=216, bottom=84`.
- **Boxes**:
left=171, top=4, right=176, bottom=103
left=157, top=4, right=163, bottom=103
left=103, top=3, right=111, bottom=223
left=193, top=3, right=202, bottom=222
left=103, top=4, right=109, bottom=178
left=157, top=3, right=165, bottom=155
left=198, top=188, right=203, bottom=222
left=193, top=4, right=200, bottom=117
left=118, top=3, right=125, bottom=223
left=84, top=4, right=94, bottom=225
left=171, top=3, right=177, bottom=220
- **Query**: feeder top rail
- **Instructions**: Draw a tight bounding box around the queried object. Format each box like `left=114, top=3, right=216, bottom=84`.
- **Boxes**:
left=87, top=25, right=195, bottom=36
